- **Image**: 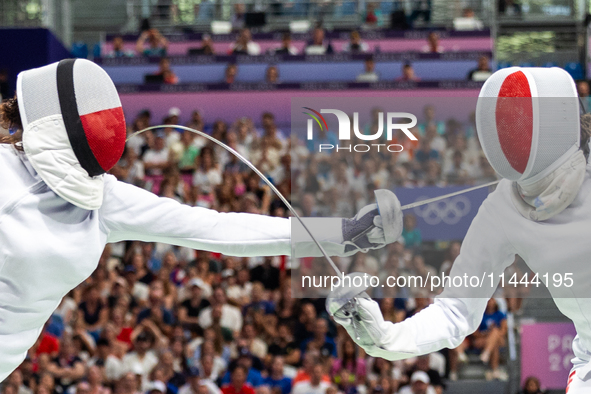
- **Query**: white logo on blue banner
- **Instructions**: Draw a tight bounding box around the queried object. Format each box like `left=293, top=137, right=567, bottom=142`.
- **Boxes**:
left=413, top=195, right=471, bottom=225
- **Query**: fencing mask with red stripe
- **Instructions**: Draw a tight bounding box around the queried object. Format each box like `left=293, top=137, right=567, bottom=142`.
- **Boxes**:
left=17, top=59, right=126, bottom=210
left=476, top=67, right=580, bottom=185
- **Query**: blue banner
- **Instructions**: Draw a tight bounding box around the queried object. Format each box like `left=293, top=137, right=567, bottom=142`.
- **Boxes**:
left=395, top=185, right=492, bottom=241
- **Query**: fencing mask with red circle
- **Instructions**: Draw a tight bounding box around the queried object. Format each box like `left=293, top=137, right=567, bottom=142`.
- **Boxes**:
left=476, top=67, right=580, bottom=185
left=476, top=67, right=586, bottom=221
left=17, top=59, right=126, bottom=210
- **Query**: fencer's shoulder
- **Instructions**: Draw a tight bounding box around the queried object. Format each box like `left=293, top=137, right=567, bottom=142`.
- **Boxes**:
left=0, top=143, right=18, bottom=159
left=473, top=179, right=517, bottom=221
left=0, top=145, right=16, bottom=173
left=483, top=179, right=513, bottom=206
left=102, top=173, right=120, bottom=195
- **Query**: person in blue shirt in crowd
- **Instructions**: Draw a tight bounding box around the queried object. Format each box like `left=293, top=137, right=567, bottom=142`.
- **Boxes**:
left=221, top=350, right=264, bottom=387
left=401, top=214, right=422, bottom=249
left=306, top=127, right=339, bottom=154
left=262, top=356, right=292, bottom=394
left=300, top=318, right=337, bottom=360
left=451, top=298, right=507, bottom=381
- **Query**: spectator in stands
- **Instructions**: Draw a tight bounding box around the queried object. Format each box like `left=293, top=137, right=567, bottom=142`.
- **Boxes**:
left=222, top=350, right=263, bottom=387
left=178, top=278, right=209, bottom=328
left=364, top=3, right=383, bottom=26
left=107, top=36, right=134, bottom=57
left=6, top=370, right=32, bottom=394
left=230, top=29, right=261, bottom=56
left=221, top=366, right=255, bottom=394
left=272, top=33, right=298, bottom=55
left=225, top=64, right=238, bottom=84
left=409, top=0, right=432, bottom=24
left=191, top=34, right=214, bottom=55
left=415, top=139, right=439, bottom=167
left=418, top=105, right=445, bottom=135
left=154, top=58, right=179, bottom=84
left=87, top=365, right=111, bottom=394
left=577, top=80, right=591, bottom=113
left=398, top=371, right=436, bottom=394
left=267, top=322, right=300, bottom=365
left=444, top=150, right=471, bottom=185
left=192, top=146, right=223, bottom=195
left=143, top=132, right=170, bottom=176
left=114, top=148, right=145, bottom=186
left=231, top=3, right=246, bottom=30
left=176, top=130, right=200, bottom=173
left=401, top=214, right=422, bottom=248
left=422, top=32, right=444, bottom=53
left=396, top=63, right=421, bottom=82
left=467, top=55, right=492, bottom=81
left=199, top=287, right=243, bottom=333
left=262, top=356, right=291, bottom=394
left=87, top=338, right=122, bottom=379
left=440, top=241, right=461, bottom=276
left=356, top=57, right=379, bottom=82
left=423, top=124, right=446, bottom=154
left=179, top=367, right=221, bottom=394
left=78, top=284, right=109, bottom=339
left=257, top=112, right=286, bottom=148
left=292, top=363, right=331, bottom=394
left=49, top=337, right=86, bottom=392
left=243, top=281, right=274, bottom=316
left=300, top=318, right=336, bottom=360
left=331, top=338, right=366, bottom=380
left=452, top=298, right=508, bottom=381
left=305, top=27, right=333, bottom=55
left=166, top=107, right=181, bottom=127
left=454, top=8, right=484, bottom=30
left=122, top=331, right=159, bottom=383
left=405, top=356, right=443, bottom=394
left=136, top=28, right=168, bottom=57
left=342, top=31, right=369, bottom=53
left=498, top=0, right=521, bottom=15
left=519, top=376, right=543, bottom=394
left=249, top=257, right=280, bottom=291
left=187, top=110, right=205, bottom=133
left=237, top=323, right=268, bottom=359
left=265, top=66, right=280, bottom=84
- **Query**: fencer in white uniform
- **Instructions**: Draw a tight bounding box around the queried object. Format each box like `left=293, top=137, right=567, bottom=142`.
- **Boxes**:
left=0, top=59, right=396, bottom=380
left=328, top=67, right=591, bottom=393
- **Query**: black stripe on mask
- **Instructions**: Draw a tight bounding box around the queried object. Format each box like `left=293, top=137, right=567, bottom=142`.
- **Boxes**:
left=56, top=59, right=104, bottom=177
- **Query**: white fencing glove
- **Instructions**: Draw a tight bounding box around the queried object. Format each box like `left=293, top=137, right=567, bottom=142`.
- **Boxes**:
left=342, top=189, right=403, bottom=254
left=327, top=273, right=419, bottom=360
left=291, top=189, right=403, bottom=258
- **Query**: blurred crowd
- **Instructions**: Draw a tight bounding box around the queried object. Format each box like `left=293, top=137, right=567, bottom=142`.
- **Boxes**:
left=1, top=104, right=524, bottom=394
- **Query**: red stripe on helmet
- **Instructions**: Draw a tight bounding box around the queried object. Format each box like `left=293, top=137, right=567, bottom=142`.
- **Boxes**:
left=495, top=70, right=533, bottom=174
left=80, top=106, right=126, bottom=172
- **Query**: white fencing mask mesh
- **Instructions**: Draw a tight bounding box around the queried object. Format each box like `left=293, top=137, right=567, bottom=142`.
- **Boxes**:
left=17, top=59, right=126, bottom=210
left=476, top=67, right=580, bottom=185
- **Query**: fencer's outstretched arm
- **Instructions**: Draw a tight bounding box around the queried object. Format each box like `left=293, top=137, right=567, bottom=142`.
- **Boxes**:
left=332, top=184, right=518, bottom=360
left=99, top=175, right=377, bottom=257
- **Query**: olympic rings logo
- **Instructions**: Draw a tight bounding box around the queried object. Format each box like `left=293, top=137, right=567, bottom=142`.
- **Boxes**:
left=413, top=195, right=472, bottom=225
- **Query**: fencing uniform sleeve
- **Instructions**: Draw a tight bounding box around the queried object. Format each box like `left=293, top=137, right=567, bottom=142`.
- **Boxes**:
left=100, top=175, right=292, bottom=257
left=332, top=191, right=518, bottom=360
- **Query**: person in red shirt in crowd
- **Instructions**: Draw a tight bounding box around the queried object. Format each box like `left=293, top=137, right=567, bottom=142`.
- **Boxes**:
left=154, top=58, right=179, bottom=85
left=34, top=324, right=60, bottom=358
left=221, top=366, right=255, bottom=394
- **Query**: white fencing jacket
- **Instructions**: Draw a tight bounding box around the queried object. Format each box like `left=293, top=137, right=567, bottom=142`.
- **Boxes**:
left=375, top=164, right=591, bottom=381
left=0, top=144, right=342, bottom=380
